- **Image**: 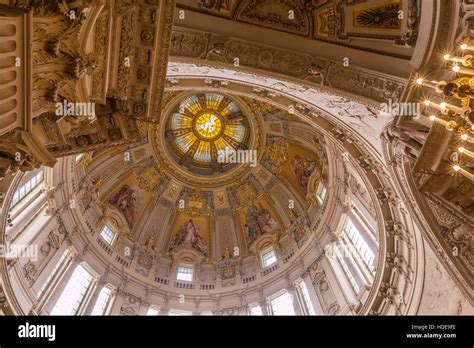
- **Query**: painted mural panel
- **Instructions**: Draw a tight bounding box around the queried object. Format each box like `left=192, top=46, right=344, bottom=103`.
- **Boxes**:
left=168, top=215, right=209, bottom=257
left=281, top=142, right=323, bottom=197
left=108, top=184, right=141, bottom=229
left=236, top=196, right=282, bottom=248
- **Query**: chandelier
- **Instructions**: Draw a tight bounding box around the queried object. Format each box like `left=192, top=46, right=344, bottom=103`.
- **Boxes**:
left=416, top=41, right=474, bottom=181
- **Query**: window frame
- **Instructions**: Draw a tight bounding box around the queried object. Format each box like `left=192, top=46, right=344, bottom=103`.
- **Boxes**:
left=268, top=290, right=296, bottom=316
left=334, top=245, right=360, bottom=294
left=176, top=264, right=194, bottom=282
left=316, top=182, right=327, bottom=204
left=261, top=247, right=277, bottom=268
left=100, top=224, right=117, bottom=245
left=90, top=285, right=115, bottom=316
left=168, top=309, right=192, bottom=316
left=249, top=303, right=263, bottom=316
left=342, top=217, right=375, bottom=274
left=146, top=305, right=160, bottom=316
left=10, top=169, right=44, bottom=209
left=296, top=280, right=316, bottom=315
left=37, top=248, right=72, bottom=300
left=50, top=263, right=96, bottom=316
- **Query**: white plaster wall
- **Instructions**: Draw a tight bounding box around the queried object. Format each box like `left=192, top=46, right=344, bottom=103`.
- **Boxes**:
left=417, top=240, right=474, bottom=315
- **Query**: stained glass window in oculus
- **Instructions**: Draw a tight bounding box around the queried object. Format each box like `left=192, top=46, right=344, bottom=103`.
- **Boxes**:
left=194, top=140, right=212, bottom=162
left=175, top=133, right=197, bottom=154
left=224, top=124, right=245, bottom=143
left=213, top=137, right=232, bottom=153
left=179, top=94, right=201, bottom=115
left=171, top=113, right=192, bottom=130
left=195, top=112, right=222, bottom=140
left=219, top=100, right=239, bottom=118
left=204, top=92, right=224, bottom=110
left=166, top=93, right=250, bottom=168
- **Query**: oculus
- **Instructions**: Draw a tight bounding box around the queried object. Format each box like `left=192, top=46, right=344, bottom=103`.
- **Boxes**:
left=165, top=93, right=250, bottom=172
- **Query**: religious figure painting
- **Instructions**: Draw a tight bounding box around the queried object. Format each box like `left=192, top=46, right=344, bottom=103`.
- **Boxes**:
left=107, top=184, right=140, bottom=229
left=290, top=155, right=319, bottom=191
left=169, top=219, right=208, bottom=256
left=244, top=205, right=281, bottom=246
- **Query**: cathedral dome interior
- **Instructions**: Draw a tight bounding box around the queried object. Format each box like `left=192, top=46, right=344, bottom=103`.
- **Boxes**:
left=0, top=0, right=473, bottom=322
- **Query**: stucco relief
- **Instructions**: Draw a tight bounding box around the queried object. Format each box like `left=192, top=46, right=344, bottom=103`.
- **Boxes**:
left=418, top=245, right=474, bottom=315
left=167, top=62, right=391, bottom=155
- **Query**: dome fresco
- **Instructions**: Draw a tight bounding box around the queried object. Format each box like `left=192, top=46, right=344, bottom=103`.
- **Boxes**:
left=88, top=96, right=329, bottom=261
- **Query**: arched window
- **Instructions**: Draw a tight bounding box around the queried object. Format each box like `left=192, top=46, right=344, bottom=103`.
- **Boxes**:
left=7, top=167, right=51, bottom=244
left=37, top=248, right=71, bottom=300
left=90, top=285, right=115, bottom=315
left=334, top=246, right=360, bottom=294
left=169, top=309, right=192, bottom=315
left=249, top=303, right=263, bottom=316
left=10, top=169, right=44, bottom=209
left=295, top=279, right=316, bottom=315
left=316, top=182, right=327, bottom=203
left=50, top=263, right=96, bottom=315
left=269, top=291, right=295, bottom=315
left=146, top=305, right=160, bottom=316
left=342, top=217, right=376, bottom=276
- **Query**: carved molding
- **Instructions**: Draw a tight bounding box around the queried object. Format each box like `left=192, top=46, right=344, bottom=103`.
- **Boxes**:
left=169, top=28, right=407, bottom=103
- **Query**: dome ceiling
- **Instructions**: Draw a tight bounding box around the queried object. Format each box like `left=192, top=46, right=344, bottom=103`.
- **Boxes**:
left=3, top=0, right=474, bottom=320
left=82, top=92, right=327, bottom=260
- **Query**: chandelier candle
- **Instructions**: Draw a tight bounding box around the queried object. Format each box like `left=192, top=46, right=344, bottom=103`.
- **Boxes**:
left=453, top=165, right=474, bottom=180
left=443, top=54, right=472, bottom=66
left=458, top=146, right=474, bottom=159
left=452, top=65, right=474, bottom=76
left=428, top=115, right=451, bottom=128
left=424, top=100, right=469, bottom=116
left=460, top=42, right=474, bottom=51
left=416, top=78, right=443, bottom=91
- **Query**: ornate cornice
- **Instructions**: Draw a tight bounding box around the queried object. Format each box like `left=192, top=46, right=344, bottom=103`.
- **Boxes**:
left=168, top=28, right=407, bottom=103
